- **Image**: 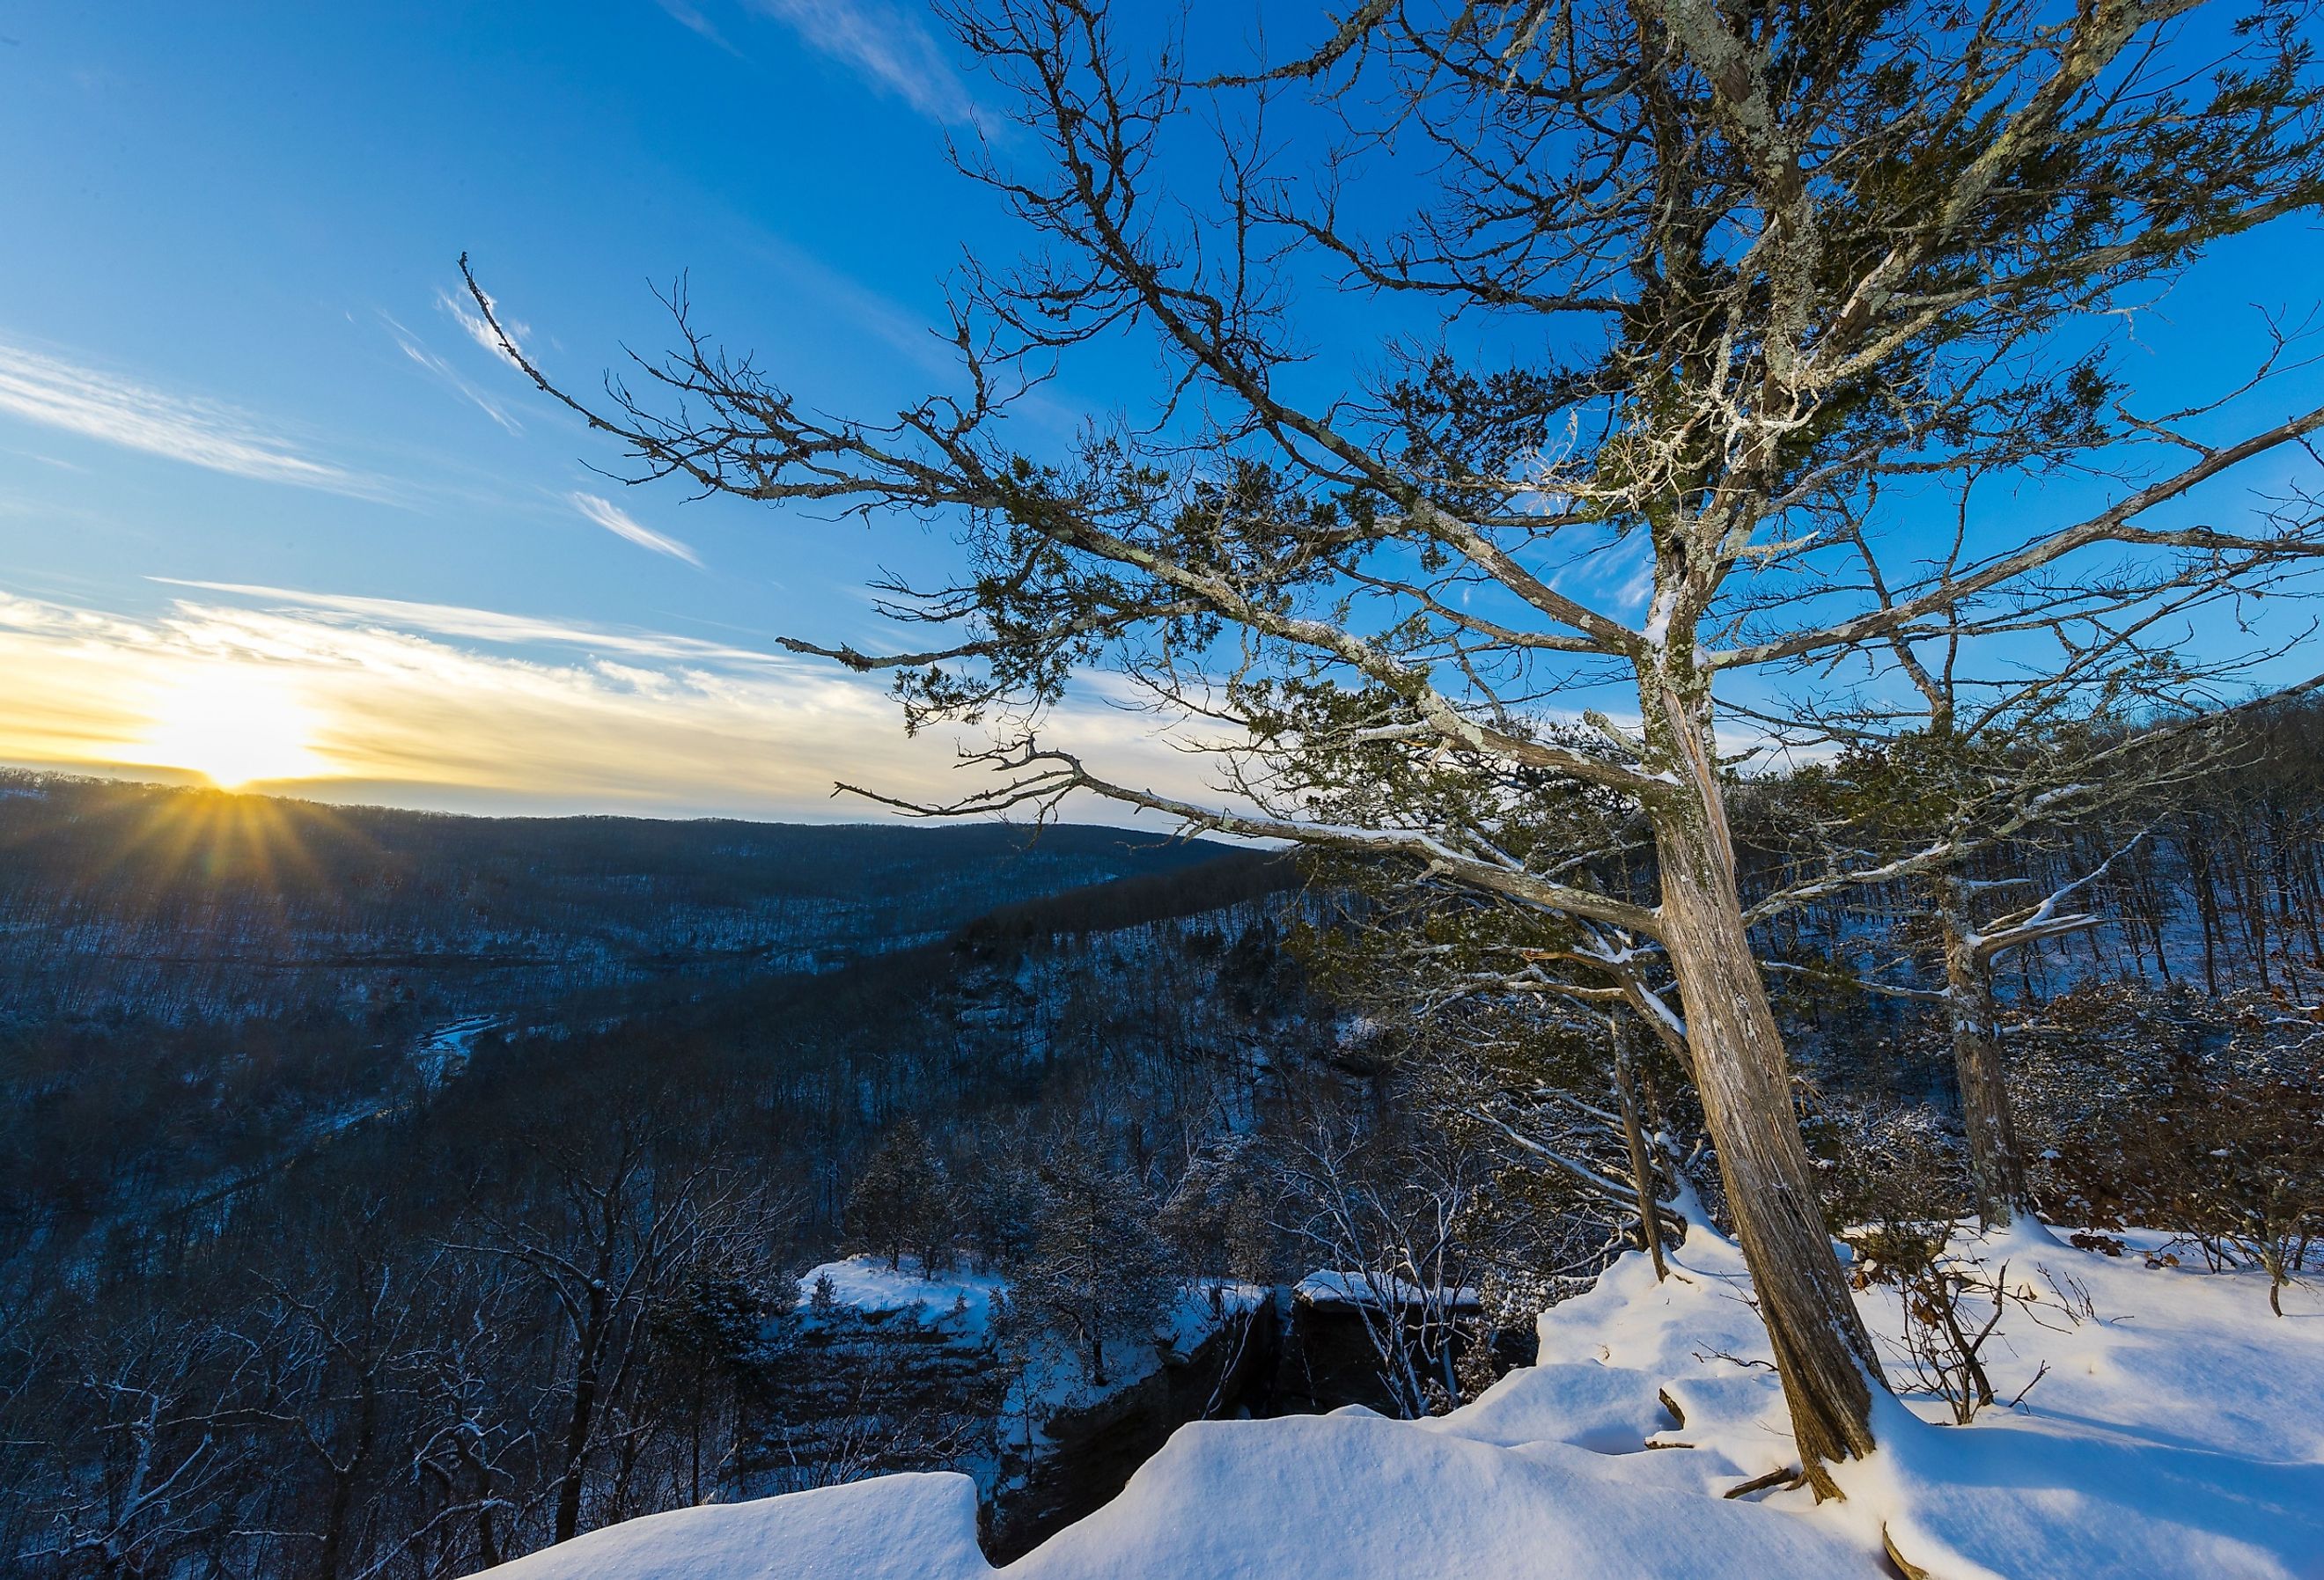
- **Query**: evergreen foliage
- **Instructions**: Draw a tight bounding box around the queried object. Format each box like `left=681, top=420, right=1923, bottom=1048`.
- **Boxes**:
left=846, top=1121, right=956, bottom=1274
left=1011, top=1149, right=1178, bottom=1385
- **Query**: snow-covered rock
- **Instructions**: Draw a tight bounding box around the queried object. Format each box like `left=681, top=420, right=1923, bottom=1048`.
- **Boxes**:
left=798, top=1256, right=1010, bottom=1339
left=472, top=1473, right=989, bottom=1580
left=475, top=1218, right=2324, bottom=1579
left=1292, top=1268, right=1482, bottom=1309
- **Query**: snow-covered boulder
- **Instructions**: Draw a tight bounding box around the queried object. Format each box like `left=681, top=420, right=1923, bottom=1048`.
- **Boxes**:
left=474, top=1218, right=2324, bottom=1580
left=473, top=1473, right=988, bottom=1580
left=797, top=1256, right=1009, bottom=1338
left=1005, top=1409, right=1865, bottom=1578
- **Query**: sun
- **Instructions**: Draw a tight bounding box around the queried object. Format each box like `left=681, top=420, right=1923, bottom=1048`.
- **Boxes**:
left=138, top=668, right=328, bottom=790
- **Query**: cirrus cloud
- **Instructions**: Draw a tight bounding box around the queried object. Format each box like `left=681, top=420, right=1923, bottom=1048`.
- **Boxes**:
left=746, top=0, right=982, bottom=126
left=0, top=337, right=379, bottom=496
left=0, top=582, right=1219, bottom=822
left=571, top=491, right=704, bottom=567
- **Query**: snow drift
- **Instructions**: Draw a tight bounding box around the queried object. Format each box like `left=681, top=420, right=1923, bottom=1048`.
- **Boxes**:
left=474, top=1218, right=2324, bottom=1579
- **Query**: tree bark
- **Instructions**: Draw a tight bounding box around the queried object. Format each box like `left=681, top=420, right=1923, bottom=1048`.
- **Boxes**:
left=471, top=1451, right=501, bottom=1570
left=553, top=1290, right=609, bottom=1545
left=1611, top=1017, right=1668, bottom=1282
left=1934, top=877, right=2033, bottom=1227
left=316, top=1391, right=375, bottom=1580
left=1646, top=684, right=1884, bottom=1494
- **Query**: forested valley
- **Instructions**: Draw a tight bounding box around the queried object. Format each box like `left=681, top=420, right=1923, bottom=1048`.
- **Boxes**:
left=13, top=0, right=2324, bottom=1571
left=5, top=691, right=2322, bottom=1578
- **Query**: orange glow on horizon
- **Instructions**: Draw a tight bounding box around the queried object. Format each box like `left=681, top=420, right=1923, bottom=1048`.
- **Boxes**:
left=134, top=668, right=328, bottom=790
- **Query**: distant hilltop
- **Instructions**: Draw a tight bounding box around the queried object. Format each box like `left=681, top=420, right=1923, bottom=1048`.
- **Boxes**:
left=0, top=770, right=1254, bottom=1027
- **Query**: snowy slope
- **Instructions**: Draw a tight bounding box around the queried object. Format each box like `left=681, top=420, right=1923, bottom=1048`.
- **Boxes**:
left=1006, top=1409, right=1865, bottom=1577
left=1503, top=1218, right=2324, bottom=1576
left=473, top=1222, right=2324, bottom=1579
left=798, top=1257, right=1011, bottom=1339
left=473, top=1475, right=989, bottom=1580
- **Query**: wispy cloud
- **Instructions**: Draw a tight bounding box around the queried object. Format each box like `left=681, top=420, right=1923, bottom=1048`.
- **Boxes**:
left=653, top=0, right=740, bottom=53
left=571, top=492, right=703, bottom=567
left=382, top=312, right=524, bottom=434
left=747, top=0, right=981, bottom=125
left=0, top=583, right=1214, bottom=820
left=4, top=447, right=85, bottom=473
left=0, top=338, right=377, bottom=496
left=151, top=579, right=765, bottom=662
left=434, top=286, right=528, bottom=370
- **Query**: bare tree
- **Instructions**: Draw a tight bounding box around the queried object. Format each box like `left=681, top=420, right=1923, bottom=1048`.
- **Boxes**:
left=1755, top=654, right=2324, bottom=1226
left=403, top=1284, right=529, bottom=1579
left=246, top=1245, right=436, bottom=1580
left=1272, top=1106, right=1497, bottom=1417
left=471, top=0, right=2324, bottom=1488
left=455, top=1123, right=767, bottom=1545
left=18, top=1310, right=265, bottom=1580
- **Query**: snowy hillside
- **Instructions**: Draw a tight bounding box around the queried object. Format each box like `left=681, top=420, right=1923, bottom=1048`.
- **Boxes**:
left=0, top=774, right=1248, bottom=1025
left=474, top=1216, right=2324, bottom=1580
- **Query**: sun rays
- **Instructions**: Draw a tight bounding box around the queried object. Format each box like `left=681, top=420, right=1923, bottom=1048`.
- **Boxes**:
left=0, top=583, right=1220, bottom=819
left=136, top=667, right=327, bottom=790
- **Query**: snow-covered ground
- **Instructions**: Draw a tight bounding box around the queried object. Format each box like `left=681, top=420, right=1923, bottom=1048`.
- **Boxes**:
left=798, top=1256, right=1012, bottom=1340
left=1293, top=1268, right=1482, bottom=1310
left=411, top=1013, right=504, bottom=1089
left=480, top=1222, right=2324, bottom=1579
left=796, top=1256, right=1265, bottom=1433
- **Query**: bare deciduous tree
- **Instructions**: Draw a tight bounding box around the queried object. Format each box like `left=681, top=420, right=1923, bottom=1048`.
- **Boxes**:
left=472, top=0, right=2324, bottom=1488
left=1270, top=1106, right=1499, bottom=1418
left=456, top=1123, right=770, bottom=1545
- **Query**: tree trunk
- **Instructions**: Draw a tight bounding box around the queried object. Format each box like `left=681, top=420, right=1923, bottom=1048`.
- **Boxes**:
left=1611, top=1018, right=1668, bottom=1282
left=318, top=1375, right=379, bottom=1580
left=1934, top=877, right=2033, bottom=1227
left=554, top=1295, right=609, bottom=1545
left=472, top=1459, right=502, bottom=1570
left=1645, top=685, right=1885, bottom=1494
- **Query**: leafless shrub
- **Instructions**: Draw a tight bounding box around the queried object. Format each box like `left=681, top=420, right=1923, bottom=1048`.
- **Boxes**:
left=2026, top=986, right=2324, bottom=1314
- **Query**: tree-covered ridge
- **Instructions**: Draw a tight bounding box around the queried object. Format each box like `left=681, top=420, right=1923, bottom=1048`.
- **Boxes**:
left=0, top=772, right=1232, bottom=1024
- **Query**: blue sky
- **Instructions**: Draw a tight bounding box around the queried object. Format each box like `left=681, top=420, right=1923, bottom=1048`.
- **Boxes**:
left=1, top=3, right=2318, bottom=818
left=0, top=0, right=1115, bottom=815
left=0, top=0, right=1011, bottom=618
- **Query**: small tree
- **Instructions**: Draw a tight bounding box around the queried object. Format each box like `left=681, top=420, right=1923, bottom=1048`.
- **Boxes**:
left=1011, top=1149, right=1176, bottom=1386
left=644, top=1264, right=779, bottom=1504
left=1264, top=1074, right=1516, bottom=1420
left=845, top=1121, right=953, bottom=1274
left=1157, top=1131, right=1288, bottom=1289
left=958, top=1122, right=1047, bottom=1273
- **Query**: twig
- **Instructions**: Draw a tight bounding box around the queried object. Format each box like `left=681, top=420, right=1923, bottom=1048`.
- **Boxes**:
left=1724, top=1465, right=1803, bottom=1499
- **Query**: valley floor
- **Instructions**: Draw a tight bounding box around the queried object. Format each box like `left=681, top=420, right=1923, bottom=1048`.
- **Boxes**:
left=474, top=1217, right=2324, bottom=1579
